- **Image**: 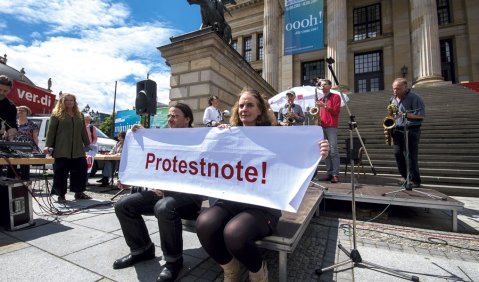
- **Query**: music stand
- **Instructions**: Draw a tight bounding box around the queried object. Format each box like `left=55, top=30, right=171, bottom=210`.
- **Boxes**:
left=315, top=57, right=419, bottom=281
left=382, top=114, right=446, bottom=200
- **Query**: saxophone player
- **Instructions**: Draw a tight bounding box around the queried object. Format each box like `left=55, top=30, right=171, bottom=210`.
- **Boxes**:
left=390, top=78, right=425, bottom=189
left=278, top=90, right=305, bottom=126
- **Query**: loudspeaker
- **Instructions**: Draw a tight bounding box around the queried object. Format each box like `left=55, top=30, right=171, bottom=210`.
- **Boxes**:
left=135, top=79, right=157, bottom=116
left=0, top=178, right=33, bottom=230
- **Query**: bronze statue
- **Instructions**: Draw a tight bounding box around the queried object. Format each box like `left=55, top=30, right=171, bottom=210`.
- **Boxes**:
left=187, top=0, right=237, bottom=44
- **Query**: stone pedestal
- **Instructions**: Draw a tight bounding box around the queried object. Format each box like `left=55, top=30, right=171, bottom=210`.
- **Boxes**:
left=158, top=28, right=276, bottom=126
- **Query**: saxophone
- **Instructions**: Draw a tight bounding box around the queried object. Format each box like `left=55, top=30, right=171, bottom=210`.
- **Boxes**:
left=309, top=87, right=321, bottom=125
left=283, top=103, right=295, bottom=126
left=383, top=104, right=397, bottom=146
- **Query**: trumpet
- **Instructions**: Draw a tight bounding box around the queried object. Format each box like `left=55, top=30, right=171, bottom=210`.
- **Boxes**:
left=383, top=104, right=397, bottom=146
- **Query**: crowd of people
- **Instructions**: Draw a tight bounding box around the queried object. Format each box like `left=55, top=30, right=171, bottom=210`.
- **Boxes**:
left=1, top=71, right=426, bottom=281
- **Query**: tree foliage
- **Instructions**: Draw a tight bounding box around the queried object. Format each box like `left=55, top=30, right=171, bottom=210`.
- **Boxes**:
left=99, top=113, right=115, bottom=138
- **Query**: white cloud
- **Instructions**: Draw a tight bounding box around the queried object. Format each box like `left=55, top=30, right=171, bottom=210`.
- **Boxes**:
left=0, top=35, right=24, bottom=44
left=0, top=1, right=179, bottom=114
left=0, top=0, right=129, bottom=33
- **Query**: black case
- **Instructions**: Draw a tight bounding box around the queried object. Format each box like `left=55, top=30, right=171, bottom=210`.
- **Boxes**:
left=0, top=178, right=33, bottom=230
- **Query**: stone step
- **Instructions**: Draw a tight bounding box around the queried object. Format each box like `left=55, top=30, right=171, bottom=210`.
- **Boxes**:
left=368, top=166, right=479, bottom=177
left=356, top=148, right=479, bottom=155
left=371, top=160, right=479, bottom=169
left=364, top=153, right=479, bottom=162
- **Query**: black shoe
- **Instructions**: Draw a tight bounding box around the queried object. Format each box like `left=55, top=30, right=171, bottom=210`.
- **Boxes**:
left=98, top=177, right=110, bottom=187
left=402, top=182, right=413, bottom=191
left=157, top=257, right=183, bottom=282
left=113, top=245, right=155, bottom=269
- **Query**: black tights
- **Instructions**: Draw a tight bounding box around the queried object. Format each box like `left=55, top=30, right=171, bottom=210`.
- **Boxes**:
left=196, top=205, right=270, bottom=272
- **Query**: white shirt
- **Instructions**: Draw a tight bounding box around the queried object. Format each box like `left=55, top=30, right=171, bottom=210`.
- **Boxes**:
left=203, top=106, right=222, bottom=125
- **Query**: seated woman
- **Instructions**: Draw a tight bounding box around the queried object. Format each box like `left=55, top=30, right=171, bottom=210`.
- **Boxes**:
left=98, top=131, right=125, bottom=187
left=15, top=105, right=40, bottom=152
left=195, top=87, right=329, bottom=282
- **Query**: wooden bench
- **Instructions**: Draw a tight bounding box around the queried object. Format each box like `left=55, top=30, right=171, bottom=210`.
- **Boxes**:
left=182, top=184, right=324, bottom=282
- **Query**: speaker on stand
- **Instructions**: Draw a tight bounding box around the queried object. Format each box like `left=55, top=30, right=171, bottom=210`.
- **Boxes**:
left=135, top=79, right=157, bottom=128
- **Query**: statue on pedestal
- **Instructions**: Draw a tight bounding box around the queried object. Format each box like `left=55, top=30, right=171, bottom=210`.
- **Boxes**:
left=187, top=0, right=237, bottom=44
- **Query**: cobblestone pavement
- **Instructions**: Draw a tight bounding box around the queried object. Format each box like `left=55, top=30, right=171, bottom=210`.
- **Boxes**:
left=8, top=174, right=477, bottom=282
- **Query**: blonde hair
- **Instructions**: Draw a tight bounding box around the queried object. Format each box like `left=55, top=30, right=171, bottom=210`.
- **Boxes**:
left=230, top=87, right=271, bottom=126
left=17, top=105, right=32, bottom=116
left=52, top=93, right=82, bottom=119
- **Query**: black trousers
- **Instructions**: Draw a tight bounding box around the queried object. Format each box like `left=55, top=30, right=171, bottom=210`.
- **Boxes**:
left=195, top=201, right=279, bottom=272
left=52, top=157, right=87, bottom=196
left=392, top=126, right=421, bottom=184
left=114, top=190, right=201, bottom=261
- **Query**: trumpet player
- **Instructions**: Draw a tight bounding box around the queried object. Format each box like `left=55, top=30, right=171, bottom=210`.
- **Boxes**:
left=316, top=79, right=341, bottom=183
left=390, top=78, right=425, bottom=188
left=278, top=90, right=305, bottom=126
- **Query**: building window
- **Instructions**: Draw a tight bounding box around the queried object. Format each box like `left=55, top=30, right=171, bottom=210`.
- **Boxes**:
left=243, top=36, right=252, bottom=62
left=231, top=40, right=238, bottom=51
left=301, top=60, right=325, bottom=86
left=437, top=0, right=451, bottom=25
left=354, top=51, right=383, bottom=92
left=257, top=34, right=264, bottom=61
left=353, top=4, right=381, bottom=41
left=440, top=39, right=456, bottom=82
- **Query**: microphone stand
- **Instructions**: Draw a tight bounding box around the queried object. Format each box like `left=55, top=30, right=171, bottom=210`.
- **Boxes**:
left=315, top=57, right=419, bottom=281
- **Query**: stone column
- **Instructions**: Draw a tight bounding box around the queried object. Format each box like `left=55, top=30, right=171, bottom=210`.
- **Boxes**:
left=326, top=0, right=347, bottom=87
left=410, top=0, right=443, bottom=84
left=263, top=0, right=279, bottom=91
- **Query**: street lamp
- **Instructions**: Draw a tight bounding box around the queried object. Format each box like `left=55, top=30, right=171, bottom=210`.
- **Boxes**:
left=401, top=65, right=408, bottom=78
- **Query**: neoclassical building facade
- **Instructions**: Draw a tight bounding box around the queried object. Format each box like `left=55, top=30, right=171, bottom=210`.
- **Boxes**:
left=226, top=0, right=479, bottom=92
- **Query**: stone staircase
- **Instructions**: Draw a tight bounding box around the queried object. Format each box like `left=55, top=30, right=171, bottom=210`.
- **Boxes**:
left=321, top=84, right=479, bottom=196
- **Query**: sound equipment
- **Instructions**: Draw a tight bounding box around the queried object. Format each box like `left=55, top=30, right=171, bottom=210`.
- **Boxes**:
left=0, top=140, right=34, bottom=157
left=136, top=79, right=157, bottom=116
left=0, top=178, right=33, bottom=230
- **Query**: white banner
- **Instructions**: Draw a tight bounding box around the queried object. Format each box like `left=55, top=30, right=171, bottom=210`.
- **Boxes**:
left=119, top=126, right=324, bottom=212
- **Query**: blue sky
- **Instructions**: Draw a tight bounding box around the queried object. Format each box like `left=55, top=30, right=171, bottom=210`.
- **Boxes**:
left=0, top=0, right=201, bottom=113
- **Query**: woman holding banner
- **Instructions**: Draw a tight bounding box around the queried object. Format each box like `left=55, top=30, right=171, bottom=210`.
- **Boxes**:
left=195, top=87, right=329, bottom=282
